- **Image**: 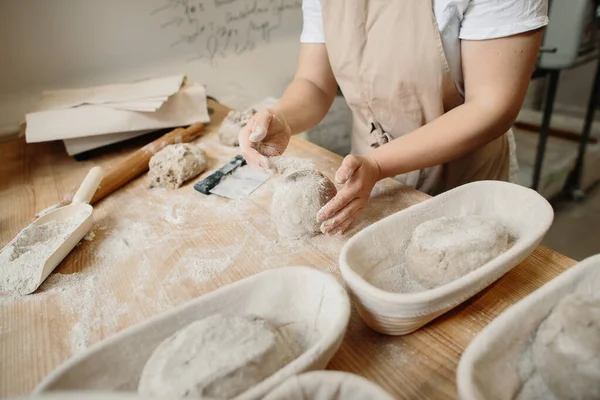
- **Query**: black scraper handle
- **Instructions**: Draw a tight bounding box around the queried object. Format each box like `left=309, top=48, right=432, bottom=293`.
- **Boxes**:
left=194, top=155, right=246, bottom=195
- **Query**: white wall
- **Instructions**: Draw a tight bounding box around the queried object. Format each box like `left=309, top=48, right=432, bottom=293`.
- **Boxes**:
left=0, top=0, right=304, bottom=134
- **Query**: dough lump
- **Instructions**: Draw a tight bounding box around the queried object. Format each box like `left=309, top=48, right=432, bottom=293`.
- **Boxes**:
left=271, top=170, right=337, bottom=240
left=148, top=144, right=207, bottom=189
left=533, top=293, right=600, bottom=400
left=218, top=108, right=256, bottom=146
left=405, top=216, right=509, bottom=289
left=138, top=314, right=295, bottom=399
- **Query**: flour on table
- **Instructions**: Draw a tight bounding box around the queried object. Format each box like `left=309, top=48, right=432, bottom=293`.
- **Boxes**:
left=218, top=108, right=256, bottom=146
left=0, top=209, right=91, bottom=296
left=0, top=164, right=403, bottom=362
left=148, top=144, right=207, bottom=189
left=271, top=170, right=337, bottom=240
left=138, top=314, right=299, bottom=399
left=405, top=216, right=510, bottom=289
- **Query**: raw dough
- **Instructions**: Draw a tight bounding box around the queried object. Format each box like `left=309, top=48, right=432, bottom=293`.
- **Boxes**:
left=532, top=293, right=600, bottom=400
left=405, top=216, right=510, bottom=289
left=138, top=314, right=295, bottom=399
left=271, top=170, right=337, bottom=240
left=218, top=108, right=256, bottom=146
left=263, top=371, right=396, bottom=400
left=148, top=144, right=207, bottom=189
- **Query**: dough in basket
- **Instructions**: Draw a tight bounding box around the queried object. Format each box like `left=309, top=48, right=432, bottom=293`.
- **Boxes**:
left=405, top=215, right=510, bottom=289
left=533, top=292, right=600, bottom=400
left=138, top=314, right=296, bottom=399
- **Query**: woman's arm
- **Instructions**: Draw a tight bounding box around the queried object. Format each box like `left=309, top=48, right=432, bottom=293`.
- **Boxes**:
left=274, top=43, right=339, bottom=135
left=370, top=29, right=543, bottom=178
left=238, top=43, right=337, bottom=166
left=318, top=29, right=544, bottom=234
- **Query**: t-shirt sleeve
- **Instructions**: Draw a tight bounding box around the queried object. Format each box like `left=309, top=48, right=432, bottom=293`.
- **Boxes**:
left=300, top=0, right=326, bottom=43
left=459, top=0, right=549, bottom=40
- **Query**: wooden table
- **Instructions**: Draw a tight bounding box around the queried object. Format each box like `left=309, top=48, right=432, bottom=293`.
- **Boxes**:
left=0, top=102, right=576, bottom=399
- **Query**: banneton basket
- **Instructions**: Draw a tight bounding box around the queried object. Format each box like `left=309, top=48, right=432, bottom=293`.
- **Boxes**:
left=457, top=254, right=600, bottom=400
left=34, top=266, right=351, bottom=400
left=264, top=371, right=395, bottom=400
left=339, top=181, right=554, bottom=335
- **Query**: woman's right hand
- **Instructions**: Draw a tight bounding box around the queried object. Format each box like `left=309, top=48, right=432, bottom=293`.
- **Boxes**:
left=238, top=108, right=292, bottom=169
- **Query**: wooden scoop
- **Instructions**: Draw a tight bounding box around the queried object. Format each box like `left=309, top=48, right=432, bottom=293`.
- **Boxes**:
left=1, top=166, right=104, bottom=295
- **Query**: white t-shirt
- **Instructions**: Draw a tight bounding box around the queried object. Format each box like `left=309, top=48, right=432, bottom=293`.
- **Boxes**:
left=300, top=0, right=549, bottom=95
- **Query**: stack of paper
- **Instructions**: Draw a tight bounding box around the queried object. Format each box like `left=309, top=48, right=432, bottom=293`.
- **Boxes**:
left=25, top=75, right=211, bottom=155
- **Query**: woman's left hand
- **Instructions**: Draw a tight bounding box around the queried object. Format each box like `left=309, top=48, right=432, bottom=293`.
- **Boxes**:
left=317, top=154, right=382, bottom=235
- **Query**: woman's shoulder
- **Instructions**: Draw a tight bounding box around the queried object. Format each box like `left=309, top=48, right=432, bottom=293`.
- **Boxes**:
left=440, top=0, right=549, bottom=40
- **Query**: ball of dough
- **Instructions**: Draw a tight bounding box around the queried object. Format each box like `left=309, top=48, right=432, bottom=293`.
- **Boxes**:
left=148, top=144, right=207, bottom=189
left=138, top=314, right=295, bottom=399
left=218, top=108, right=256, bottom=146
left=271, top=170, right=337, bottom=240
left=533, top=293, right=600, bottom=400
left=405, top=216, right=510, bottom=289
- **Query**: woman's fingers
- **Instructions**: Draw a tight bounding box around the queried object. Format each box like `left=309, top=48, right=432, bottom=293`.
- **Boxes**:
left=248, top=110, right=272, bottom=143
left=317, top=185, right=356, bottom=223
left=320, top=198, right=364, bottom=234
left=329, top=216, right=355, bottom=236
left=335, top=154, right=361, bottom=184
left=239, top=118, right=268, bottom=168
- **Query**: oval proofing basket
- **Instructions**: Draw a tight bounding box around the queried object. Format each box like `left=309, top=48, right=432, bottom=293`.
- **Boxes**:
left=339, top=181, right=554, bottom=335
left=35, top=266, right=351, bottom=400
left=457, top=254, right=600, bottom=400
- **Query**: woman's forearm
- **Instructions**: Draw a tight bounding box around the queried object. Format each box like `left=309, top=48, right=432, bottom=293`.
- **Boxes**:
left=370, top=30, right=542, bottom=180
left=271, top=43, right=338, bottom=136
left=369, top=99, right=516, bottom=179
left=273, top=77, right=336, bottom=135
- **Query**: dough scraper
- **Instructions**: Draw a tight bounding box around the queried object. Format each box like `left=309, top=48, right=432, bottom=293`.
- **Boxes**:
left=194, top=155, right=270, bottom=200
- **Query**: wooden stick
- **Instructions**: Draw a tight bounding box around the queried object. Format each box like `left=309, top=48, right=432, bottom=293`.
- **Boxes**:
left=89, top=122, right=205, bottom=204
left=514, top=121, right=598, bottom=144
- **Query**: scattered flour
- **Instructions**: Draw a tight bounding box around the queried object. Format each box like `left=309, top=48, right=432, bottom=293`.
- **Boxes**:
left=167, top=247, right=238, bottom=284
left=0, top=209, right=91, bottom=295
left=0, top=175, right=408, bottom=362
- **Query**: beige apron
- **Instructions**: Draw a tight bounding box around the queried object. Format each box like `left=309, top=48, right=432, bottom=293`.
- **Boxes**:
left=321, top=0, right=510, bottom=195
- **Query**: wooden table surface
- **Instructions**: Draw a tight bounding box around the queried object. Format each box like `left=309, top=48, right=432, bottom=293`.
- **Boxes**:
left=0, top=101, right=576, bottom=399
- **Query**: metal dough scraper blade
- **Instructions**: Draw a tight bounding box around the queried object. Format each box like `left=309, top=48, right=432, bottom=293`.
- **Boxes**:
left=194, top=155, right=271, bottom=200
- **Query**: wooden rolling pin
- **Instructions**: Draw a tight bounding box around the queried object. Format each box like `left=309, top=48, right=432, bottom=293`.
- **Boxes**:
left=82, top=122, right=203, bottom=204
left=33, top=123, right=205, bottom=220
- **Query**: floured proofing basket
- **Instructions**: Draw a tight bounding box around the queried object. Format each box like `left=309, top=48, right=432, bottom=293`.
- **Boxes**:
left=339, top=181, right=554, bottom=335
left=457, top=254, right=600, bottom=400
left=34, top=266, right=351, bottom=400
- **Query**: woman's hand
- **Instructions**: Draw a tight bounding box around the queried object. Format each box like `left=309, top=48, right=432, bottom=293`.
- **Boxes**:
left=317, top=154, right=382, bottom=235
left=238, top=108, right=292, bottom=168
